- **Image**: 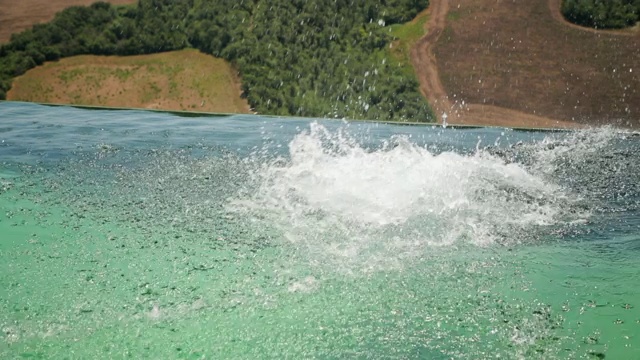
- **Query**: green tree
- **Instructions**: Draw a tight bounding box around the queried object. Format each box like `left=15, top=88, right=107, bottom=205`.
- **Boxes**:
left=562, top=0, right=639, bottom=29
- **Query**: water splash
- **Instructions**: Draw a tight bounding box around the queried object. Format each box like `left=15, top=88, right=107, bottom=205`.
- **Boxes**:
left=230, top=123, right=592, bottom=271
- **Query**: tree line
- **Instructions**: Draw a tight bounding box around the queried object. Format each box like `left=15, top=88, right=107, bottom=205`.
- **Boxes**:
left=0, top=0, right=433, bottom=122
left=562, top=0, right=640, bottom=29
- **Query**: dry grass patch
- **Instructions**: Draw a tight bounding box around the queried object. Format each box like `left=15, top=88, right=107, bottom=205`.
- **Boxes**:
left=8, top=49, right=251, bottom=114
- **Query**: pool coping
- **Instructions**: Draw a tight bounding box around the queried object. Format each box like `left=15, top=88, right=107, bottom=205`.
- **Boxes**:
left=0, top=100, right=583, bottom=133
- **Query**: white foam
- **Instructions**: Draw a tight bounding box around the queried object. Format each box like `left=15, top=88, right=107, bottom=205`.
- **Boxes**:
left=230, top=123, right=589, bottom=271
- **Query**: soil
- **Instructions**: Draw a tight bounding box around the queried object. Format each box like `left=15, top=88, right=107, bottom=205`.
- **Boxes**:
left=416, top=0, right=640, bottom=128
left=0, top=0, right=137, bottom=43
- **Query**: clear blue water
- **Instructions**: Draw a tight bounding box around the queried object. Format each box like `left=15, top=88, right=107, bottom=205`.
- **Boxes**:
left=1, top=101, right=639, bottom=359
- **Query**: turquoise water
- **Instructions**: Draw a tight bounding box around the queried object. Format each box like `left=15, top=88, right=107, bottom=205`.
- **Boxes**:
left=1, top=101, right=639, bottom=359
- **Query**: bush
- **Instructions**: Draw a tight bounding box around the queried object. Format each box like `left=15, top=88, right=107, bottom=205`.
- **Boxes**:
left=562, top=0, right=640, bottom=29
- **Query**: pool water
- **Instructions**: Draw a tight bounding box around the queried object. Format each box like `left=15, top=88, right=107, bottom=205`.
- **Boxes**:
left=1, top=102, right=639, bottom=359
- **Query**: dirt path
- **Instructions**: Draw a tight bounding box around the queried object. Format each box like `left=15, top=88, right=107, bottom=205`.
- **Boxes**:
left=547, top=0, right=639, bottom=37
left=411, top=0, right=584, bottom=128
left=410, top=0, right=452, bottom=122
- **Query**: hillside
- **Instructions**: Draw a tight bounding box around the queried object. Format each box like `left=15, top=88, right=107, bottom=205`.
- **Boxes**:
left=0, top=0, right=434, bottom=122
left=2, top=0, right=637, bottom=127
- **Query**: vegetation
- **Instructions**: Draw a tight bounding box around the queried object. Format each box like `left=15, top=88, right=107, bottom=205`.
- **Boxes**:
left=388, top=10, right=429, bottom=75
left=0, top=0, right=433, bottom=122
left=561, top=0, right=640, bottom=29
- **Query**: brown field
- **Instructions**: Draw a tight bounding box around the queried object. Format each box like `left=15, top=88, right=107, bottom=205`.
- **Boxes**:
left=427, top=0, right=640, bottom=128
left=7, top=49, right=251, bottom=114
left=0, top=0, right=137, bottom=43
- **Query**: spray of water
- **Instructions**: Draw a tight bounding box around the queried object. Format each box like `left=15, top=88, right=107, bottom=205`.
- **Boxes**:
left=230, top=123, right=606, bottom=272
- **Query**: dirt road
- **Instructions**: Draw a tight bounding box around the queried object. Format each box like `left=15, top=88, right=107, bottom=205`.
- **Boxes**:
left=410, top=0, right=452, bottom=121
left=411, top=0, right=584, bottom=128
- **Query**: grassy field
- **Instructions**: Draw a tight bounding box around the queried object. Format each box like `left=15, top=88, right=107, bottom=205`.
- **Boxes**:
left=7, top=49, right=250, bottom=114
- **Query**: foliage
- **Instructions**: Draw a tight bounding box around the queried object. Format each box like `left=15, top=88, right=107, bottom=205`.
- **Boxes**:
left=561, top=0, right=640, bottom=29
left=0, top=0, right=433, bottom=122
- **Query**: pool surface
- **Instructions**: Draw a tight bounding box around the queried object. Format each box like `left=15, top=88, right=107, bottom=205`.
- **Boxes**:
left=1, top=102, right=639, bottom=359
